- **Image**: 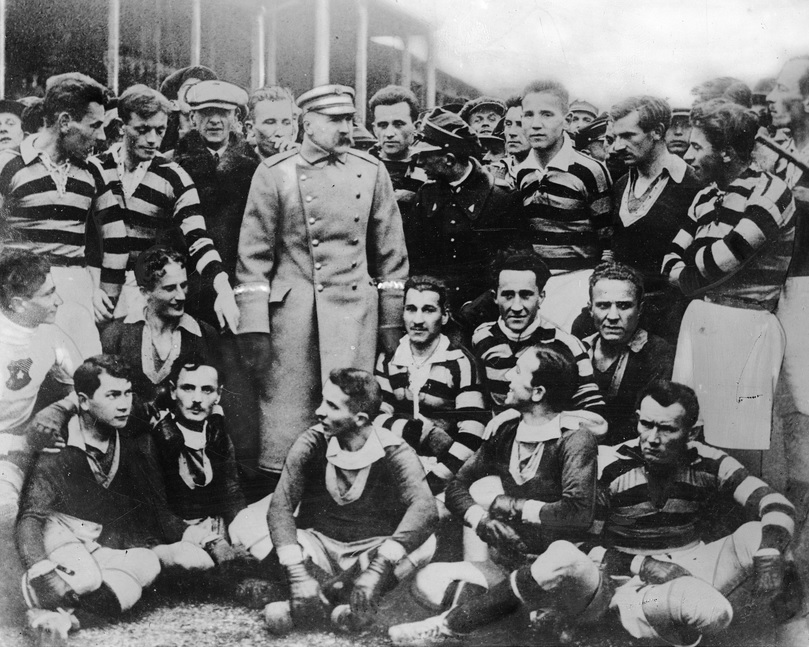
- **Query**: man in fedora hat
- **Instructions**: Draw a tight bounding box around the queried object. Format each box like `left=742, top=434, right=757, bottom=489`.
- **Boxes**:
left=234, top=84, right=408, bottom=487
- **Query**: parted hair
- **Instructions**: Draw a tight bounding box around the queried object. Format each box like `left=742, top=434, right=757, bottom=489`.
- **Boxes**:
left=135, top=245, right=186, bottom=292
left=329, top=368, right=382, bottom=418
left=247, top=86, right=298, bottom=120
left=0, top=250, right=50, bottom=310
left=404, top=275, right=450, bottom=313
left=74, top=354, right=133, bottom=399
left=609, top=95, right=671, bottom=135
left=527, top=345, right=579, bottom=413
left=690, top=98, right=759, bottom=162
left=43, top=72, right=107, bottom=127
left=636, top=380, right=700, bottom=430
left=118, top=85, right=173, bottom=124
left=369, top=85, right=420, bottom=122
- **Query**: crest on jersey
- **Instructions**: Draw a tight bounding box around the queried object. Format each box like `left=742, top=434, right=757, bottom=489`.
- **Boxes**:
left=6, top=358, right=33, bottom=391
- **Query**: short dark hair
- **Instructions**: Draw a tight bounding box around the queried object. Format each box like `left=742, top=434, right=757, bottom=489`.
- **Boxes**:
left=505, top=95, right=522, bottom=110
left=247, top=86, right=297, bottom=121
left=589, top=261, right=644, bottom=303
left=329, top=368, right=382, bottom=418
left=21, top=99, right=45, bottom=135
left=118, top=84, right=173, bottom=124
left=134, top=245, right=186, bottom=292
left=609, top=95, right=671, bottom=135
left=74, top=354, right=132, bottom=399
left=404, top=275, right=449, bottom=313
left=169, top=361, right=220, bottom=387
left=495, top=252, right=552, bottom=292
left=521, top=80, right=569, bottom=113
left=637, top=380, right=700, bottom=430
left=369, top=85, right=420, bottom=123
left=526, top=345, right=579, bottom=413
left=0, top=250, right=50, bottom=310
left=690, top=99, right=759, bottom=162
left=43, top=73, right=107, bottom=127
left=691, top=77, right=752, bottom=108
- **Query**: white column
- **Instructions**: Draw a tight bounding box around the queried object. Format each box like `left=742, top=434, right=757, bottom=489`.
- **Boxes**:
left=313, top=0, right=330, bottom=86
left=252, top=3, right=266, bottom=88
left=190, top=0, right=201, bottom=66
left=425, top=30, right=436, bottom=108
left=265, top=3, right=277, bottom=85
left=107, top=0, right=120, bottom=94
left=354, top=0, right=369, bottom=125
left=401, top=36, right=412, bottom=90
left=0, top=0, right=6, bottom=97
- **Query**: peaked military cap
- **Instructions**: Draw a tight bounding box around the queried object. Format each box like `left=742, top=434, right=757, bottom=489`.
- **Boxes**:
left=459, top=96, right=506, bottom=123
left=569, top=99, right=599, bottom=118
left=411, top=107, right=483, bottom=157
left=575, top=112, right=609, bottom=149
left=297, top=84, right=355, bottom=115
left=186, top=80, right=249, bottom=111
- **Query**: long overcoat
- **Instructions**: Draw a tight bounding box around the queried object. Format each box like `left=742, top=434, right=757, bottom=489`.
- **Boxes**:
left=235, top=139, right=409, bottom=471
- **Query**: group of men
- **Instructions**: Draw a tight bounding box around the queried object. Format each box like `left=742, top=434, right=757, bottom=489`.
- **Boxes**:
left=1, top=52, right=809, bottom=647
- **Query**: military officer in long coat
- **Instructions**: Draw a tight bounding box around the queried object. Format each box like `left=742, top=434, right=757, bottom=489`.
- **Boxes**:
left=234, top=84, right=409, bottom=482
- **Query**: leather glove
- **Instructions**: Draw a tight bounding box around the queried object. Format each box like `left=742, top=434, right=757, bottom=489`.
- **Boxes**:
left=286, top=562, right=329, bottom=629
left=350, top=554, right=395, bottom=615
left=753, top=548, right=785, bottom=594
left=489, top=495, right=527, bottom=524
left=30, top=571, right=78, bottom=610
left=476, top=514, right=528, bottom=556
left=639, top=557, right=692, bottom=584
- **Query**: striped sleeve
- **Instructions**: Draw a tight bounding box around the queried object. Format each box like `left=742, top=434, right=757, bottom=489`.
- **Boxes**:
left=579, top=156, right=614, bottom=256
left=716, top=449, right=796, bottom=551
left=556, top=329, right=605, bottom=414
left=663, top=175, right=795, bottom=296
left=87, top=158, right=128, bottom=291
left=167, top=163, right=224, bottom=281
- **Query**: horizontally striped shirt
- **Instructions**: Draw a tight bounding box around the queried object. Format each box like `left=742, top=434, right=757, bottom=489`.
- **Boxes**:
left=599, top=439, right=796, bottom=554
left=515, top=133, right=613, bottom=273
left=0, top=136, right=119, bottom=266
left=375, top=334, right=488, bottom=475
left=661, top=166, right=795, bottom=311
left=772, top=137, right=809, bottom=278
left=471, top=316, right=605, bottom=414
left=87, top=147, right=224, bottom=289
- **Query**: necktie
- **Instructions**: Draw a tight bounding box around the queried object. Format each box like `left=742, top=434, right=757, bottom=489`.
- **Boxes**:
left=212, top=151, right=220, bottom=166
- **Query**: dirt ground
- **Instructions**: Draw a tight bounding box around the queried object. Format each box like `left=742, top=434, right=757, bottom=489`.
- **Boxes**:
left=0, top=571, right=797, bottom=647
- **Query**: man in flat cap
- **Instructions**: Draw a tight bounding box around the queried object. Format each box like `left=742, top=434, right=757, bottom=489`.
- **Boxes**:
left=0, top=99, right=25, bottom=152
left=408, top=107, right=519, bottom=317
left=566, top=99, right=599, bottom=134
left=235, top=84, right=408, bottom=487
left=159, top=65, right=218, bottom=153
left=460, top=96, right=506, bottom=138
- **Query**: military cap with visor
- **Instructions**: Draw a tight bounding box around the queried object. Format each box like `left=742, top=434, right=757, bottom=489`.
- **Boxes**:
left=185, top=80, right=249, bottom=111
left=410, top=107, right=484, bottom=158
left=297, top=84, right=356, bottom=115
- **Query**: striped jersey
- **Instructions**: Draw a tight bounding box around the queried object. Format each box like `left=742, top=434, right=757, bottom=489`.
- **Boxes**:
left=0, top=137, right=118, bottom=265
left=599, top=439, right=796, bottom=554
left=374, top=334, right=488, bottom=475
left=771, top=137, right=809, bottom=278
left=86, top=147, right=224, bottom=289
left=471, top=316, right=605, bottom=414
left=662, top=166, right=795, bottom=311
left=515, top=133, right=613, bottom=273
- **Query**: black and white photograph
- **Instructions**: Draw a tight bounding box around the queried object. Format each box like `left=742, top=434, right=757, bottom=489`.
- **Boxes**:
left=0, top=1, right=808, bottom=645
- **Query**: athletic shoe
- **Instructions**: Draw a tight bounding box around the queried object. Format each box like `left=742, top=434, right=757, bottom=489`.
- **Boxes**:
left=388, top=612, right=461, bottom=645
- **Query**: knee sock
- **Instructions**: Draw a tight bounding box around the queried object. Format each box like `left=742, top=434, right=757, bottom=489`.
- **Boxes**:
left=445, top=576, right=522, bottom=634
left=81, top=583, right=122, bottom=616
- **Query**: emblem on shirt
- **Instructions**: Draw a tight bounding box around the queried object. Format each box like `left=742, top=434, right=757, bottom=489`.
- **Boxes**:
left=6, top=358, right=33, bottom=391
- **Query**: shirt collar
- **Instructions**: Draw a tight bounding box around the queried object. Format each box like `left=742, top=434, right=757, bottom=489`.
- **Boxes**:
left=497, top=313, right=544, bottom=342
left=449, top=161, right=475, bottom=187
left=299, top=137, right=347, bottom=165
left=515, top=131, right=577, bottom=174
left=391, top=334, right=451, bottom=367
left=325, top=426, right=386, bottom=471
left=585, top=327, right=648, bottom=354
left=19, top=135, right=40, bottom=165
left=515, top=414, right=563, bottom=443
left=641, top=150, right=687, bottom=184
left=66, top=415, right=119, bottom=453
left=207, top=142, right=228, bottom=157
left=123, top=309, right=202, bottom=337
